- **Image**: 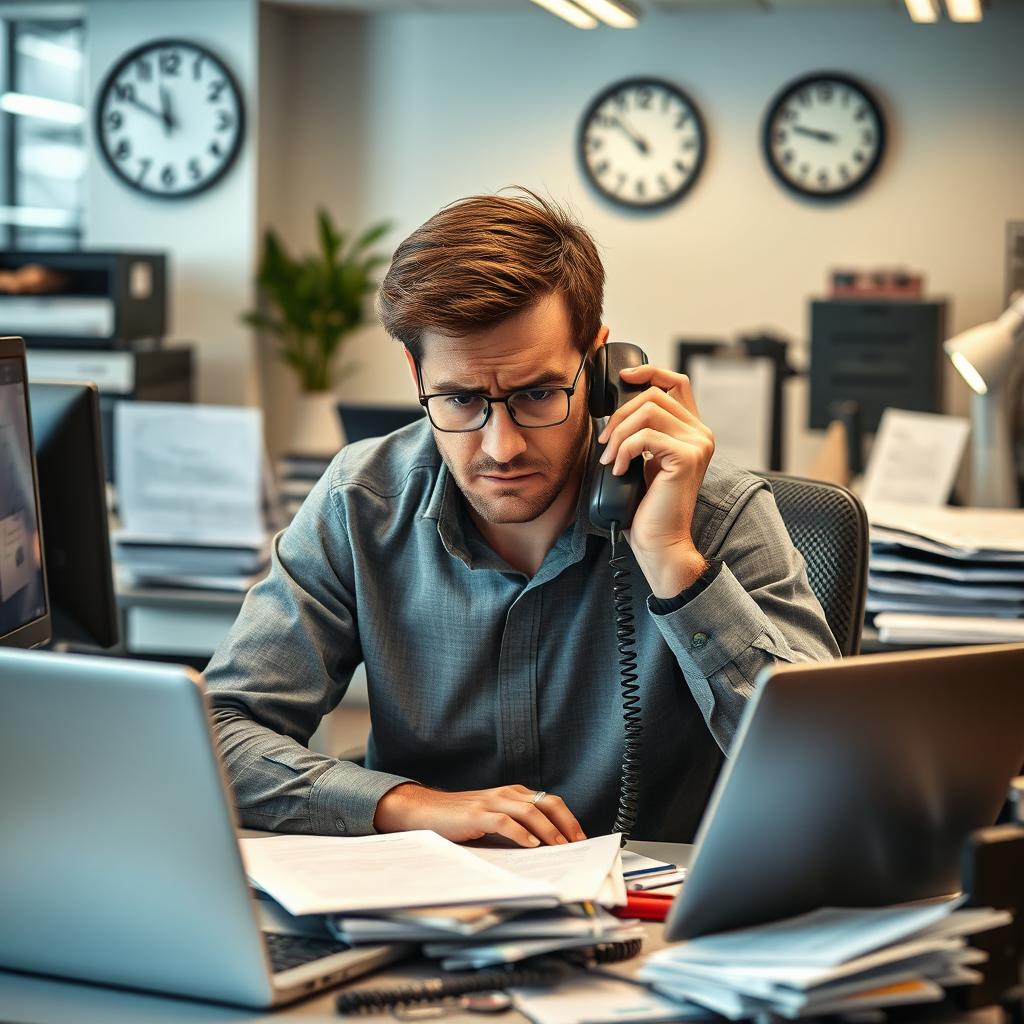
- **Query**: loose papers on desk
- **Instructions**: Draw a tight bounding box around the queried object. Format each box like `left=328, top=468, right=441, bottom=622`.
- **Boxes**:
left=865, top=501, right=1024, bottom=642
left=239, top=831, right=624, bottom=917
left=639, top=898, right=1011, bottom=1020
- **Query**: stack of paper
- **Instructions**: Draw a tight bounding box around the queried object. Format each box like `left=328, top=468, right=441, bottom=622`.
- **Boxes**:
left=112, top=403, right=277, bottom=592
left=276, top=454, right=333, bottom=523
left=622, top=850, right=687, bottom=892
left=865, top=501, right=1024, bottom=644
left=640, top=899, right=1010, bottom=1019
left=240, top=831, right=642, bottom=970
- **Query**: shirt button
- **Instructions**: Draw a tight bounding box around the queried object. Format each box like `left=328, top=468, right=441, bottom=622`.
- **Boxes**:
left=691, top=632, right=709, bottom=649
left=335, top=818, right=347, bottom=833
left=512, top=738, right=527, bottom=754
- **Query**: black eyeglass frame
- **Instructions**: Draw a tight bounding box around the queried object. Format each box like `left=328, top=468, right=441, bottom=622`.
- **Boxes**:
left=414, top=350, right=589, bottom=433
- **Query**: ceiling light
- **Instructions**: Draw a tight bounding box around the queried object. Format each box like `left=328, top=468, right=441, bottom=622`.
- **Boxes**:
left=527, top=0, right=598, bottom=29
left=904, top=0, right=939, bottom=22
left=16, top=35, right=82, bottom=70
left=573, top=0, right=638, bottom=28
left=0, top=92, right=85, bottom=125
left=945, top=0, right=982, bottom=21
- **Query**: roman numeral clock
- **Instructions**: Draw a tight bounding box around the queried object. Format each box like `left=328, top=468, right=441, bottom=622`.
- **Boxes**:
left=96, top=39, right=245, bottom=199
left=579, top=77, right=706, bottom=211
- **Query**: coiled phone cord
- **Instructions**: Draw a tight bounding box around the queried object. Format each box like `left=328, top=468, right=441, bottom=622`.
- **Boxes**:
left=608, top=524, right=641, bottom=845
left=335, top=941, right=644, bottom=1015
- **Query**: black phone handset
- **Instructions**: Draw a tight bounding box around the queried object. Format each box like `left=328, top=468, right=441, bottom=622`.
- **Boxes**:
left=588, top=343, right=649, bottom=844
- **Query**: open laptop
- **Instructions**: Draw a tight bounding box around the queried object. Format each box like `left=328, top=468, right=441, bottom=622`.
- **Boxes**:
left=0, top=648, right=409, bottom=1007
left=666, top=643, right=1024, bottom=941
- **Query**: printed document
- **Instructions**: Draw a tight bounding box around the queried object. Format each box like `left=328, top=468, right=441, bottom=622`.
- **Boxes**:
left=239, top=831, right=559, bottom=916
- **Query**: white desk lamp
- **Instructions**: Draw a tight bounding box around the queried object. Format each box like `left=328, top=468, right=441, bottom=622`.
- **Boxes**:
left=943, top=291, right=1024, bottom=507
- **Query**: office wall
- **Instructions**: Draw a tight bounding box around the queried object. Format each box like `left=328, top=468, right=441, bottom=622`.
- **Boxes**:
left=263, top=4, right=1024, bottom=466
left=84, top=0, right=259, bottom=407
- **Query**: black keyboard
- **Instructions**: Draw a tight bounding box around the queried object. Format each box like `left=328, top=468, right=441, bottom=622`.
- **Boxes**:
left=264, top=931, right=352, bottom=973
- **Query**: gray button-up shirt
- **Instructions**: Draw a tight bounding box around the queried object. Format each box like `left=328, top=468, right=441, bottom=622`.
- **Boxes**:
left=205, top=421, right=839, bottom=843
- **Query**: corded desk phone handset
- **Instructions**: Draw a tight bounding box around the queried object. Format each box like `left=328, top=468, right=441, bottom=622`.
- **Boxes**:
left=588, top=342, right=649, bottom=533
left=587, top=342, right=649, bottom=844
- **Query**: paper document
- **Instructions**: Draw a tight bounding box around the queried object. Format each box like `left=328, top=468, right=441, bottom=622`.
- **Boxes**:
left=867, top=502, right=1024, bottom=555
left=861, top=410, right=968, bottom=507
left=116, top=402, right=267, bottom=544
left=239, top=831, right=559, bottom=917
left=512, top=975, right=713, bottom=1024
left=659, top=900, right=963, bottom=967
left=874, top=613, right=1024, bottom=645
left=466, top=833, right=622, bottom=905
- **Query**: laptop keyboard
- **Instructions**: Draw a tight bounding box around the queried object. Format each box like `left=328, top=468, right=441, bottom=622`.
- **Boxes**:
left=264, top=931, right=352, bottom=973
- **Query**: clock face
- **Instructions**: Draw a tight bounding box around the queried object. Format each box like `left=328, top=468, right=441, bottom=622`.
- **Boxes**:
left=96, top=39, right=245, bottom=199
left=579, top=77, right=706, bottom=211
left=763, top=73, right=885, bottom=201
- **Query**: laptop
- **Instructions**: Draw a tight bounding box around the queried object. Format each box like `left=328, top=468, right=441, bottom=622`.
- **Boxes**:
left=336, top=402, right=422, bottom=444
left=666, top=643, right=1024, bottom=941
left=0, top=648, right=409, bottom=1007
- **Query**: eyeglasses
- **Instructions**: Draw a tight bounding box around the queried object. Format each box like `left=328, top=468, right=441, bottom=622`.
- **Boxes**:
left=415, top=351, right=588, bottom=433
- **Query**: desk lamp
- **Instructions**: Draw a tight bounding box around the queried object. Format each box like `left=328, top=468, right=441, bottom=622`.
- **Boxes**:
left=943, top=291, right=1024, bottom=507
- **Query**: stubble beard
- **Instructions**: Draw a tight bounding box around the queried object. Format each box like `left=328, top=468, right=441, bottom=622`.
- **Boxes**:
left=442, top=410, right=592, bottom=526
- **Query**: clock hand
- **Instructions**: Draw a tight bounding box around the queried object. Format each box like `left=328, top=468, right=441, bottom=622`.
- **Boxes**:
left=792, top=125, right=837, bottom=143
left=611, top=115, right=649, bottom=156
left=124, top=95, right=166, bottom=123
left=158, top=85, right=177, bottom=134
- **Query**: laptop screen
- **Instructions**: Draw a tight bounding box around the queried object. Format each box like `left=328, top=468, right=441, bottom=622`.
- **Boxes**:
left=0, top=350, right=48, bottom=645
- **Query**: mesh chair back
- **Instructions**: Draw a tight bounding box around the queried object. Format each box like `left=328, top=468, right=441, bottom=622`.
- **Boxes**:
left=754, top=472, right=868, bottom=656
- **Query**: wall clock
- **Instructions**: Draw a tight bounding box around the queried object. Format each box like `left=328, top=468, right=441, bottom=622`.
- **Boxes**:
left=579, top=77, right=706, bottom=211
left=96, top=38, right=245, bottom=199
left=763, top=72, right=885, bottom=201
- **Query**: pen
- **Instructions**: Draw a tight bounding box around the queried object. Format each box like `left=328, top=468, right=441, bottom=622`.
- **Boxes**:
left=613, top=891, right=674, bottom=922
left=582, top=899, right=602, bottom=938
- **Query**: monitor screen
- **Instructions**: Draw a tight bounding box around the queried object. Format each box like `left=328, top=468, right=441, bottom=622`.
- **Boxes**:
left=0, top=338, right=49, bottom=647
left=29, top=381, right=118, bottom=648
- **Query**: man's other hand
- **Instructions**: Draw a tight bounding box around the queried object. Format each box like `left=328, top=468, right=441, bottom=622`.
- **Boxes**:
left=373, top=782, right=587, bottom=846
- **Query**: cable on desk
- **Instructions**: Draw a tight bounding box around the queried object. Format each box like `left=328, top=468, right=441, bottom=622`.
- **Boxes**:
left=335, top=939, right=644, bottom=1015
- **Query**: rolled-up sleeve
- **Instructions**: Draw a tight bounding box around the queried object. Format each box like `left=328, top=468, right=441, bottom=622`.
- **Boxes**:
left=204, top=466, right=411, bottom=837
left=648, top=482, right=840, bottom=752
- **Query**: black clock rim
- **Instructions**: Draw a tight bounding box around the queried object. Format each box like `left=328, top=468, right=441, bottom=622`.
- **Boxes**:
left=577, top=75, right=707, bottom=211
left=761, top=71, right=886, bottom=203
left=94, top=37, right=246, bottom=201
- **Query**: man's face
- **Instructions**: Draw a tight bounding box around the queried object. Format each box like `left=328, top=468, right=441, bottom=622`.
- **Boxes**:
left=410, top=293, right=602, bottom=526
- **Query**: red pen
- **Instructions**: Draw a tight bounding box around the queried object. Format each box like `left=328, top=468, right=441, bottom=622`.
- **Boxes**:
left=612, top=891, right=675, bottom=922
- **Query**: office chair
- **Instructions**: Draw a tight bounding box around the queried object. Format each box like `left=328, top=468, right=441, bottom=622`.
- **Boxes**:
left=754, top=471, right=869, bottom=657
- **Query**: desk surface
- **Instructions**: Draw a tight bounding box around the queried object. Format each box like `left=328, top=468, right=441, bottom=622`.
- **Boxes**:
left=0, top=841, right=687, bottom=1024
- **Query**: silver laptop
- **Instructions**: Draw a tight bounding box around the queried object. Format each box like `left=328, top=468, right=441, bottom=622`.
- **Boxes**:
left=666, top=642, right=1024, bottom=941
left=0, top=648, right=408, bottom=1007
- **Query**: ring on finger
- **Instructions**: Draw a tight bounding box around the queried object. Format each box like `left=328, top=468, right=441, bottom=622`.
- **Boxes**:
left=530, top=790, right=547, bottom=805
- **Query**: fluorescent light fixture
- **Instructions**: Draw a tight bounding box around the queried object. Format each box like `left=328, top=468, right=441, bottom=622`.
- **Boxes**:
left=0, top=92, right=85, bottom=125
left=573, top=0, right=638, bottom=28
left=527, top=0, right=598, bottom=29
left=0, top=205, right=78, bottom=229
left=16, top=34, right=83, bottom=70
left=904, top=0, right=939, bottom=22
left=945, top=0, right=982, bottom=21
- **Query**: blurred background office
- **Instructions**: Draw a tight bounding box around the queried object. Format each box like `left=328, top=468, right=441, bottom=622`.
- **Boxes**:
left=2, top=0, right=1023, bottom=676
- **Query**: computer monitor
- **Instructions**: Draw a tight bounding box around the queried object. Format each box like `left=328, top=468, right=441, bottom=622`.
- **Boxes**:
left=29, top=381, right=118, bottom=649
left=336, top=403, right=423, bottom=445
left=0, top=337, right=49, bottom=648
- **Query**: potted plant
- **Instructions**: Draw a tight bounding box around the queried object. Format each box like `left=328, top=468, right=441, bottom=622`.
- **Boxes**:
left=243, top=208, right=389, bottom=455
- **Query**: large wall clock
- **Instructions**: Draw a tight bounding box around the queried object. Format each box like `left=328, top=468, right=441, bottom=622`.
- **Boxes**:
left=96, top=38, right=245, bottom=200
left=763, top=72, right=885, bottom=201
left=579, top=77, right=706, bottom=211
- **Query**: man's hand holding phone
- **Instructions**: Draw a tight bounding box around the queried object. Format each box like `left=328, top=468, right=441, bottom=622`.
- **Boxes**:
left=373, top=782, right=587, bottom=847
left=596, top=363, right=714, bottom=598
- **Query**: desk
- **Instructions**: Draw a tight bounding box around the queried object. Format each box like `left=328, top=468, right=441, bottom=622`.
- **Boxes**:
left=0, top=842, right=687, bottom=1024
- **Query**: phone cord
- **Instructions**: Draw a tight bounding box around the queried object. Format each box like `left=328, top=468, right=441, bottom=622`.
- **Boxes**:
left=609, top=524, right=641, bottom=845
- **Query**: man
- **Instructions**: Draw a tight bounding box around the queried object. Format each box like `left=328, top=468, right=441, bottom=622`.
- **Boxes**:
left=205, top=190, right=838, bottom=846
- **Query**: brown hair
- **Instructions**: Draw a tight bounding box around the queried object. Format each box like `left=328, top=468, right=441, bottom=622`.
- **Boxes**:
left=377, top=188, right=604, bottom=361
